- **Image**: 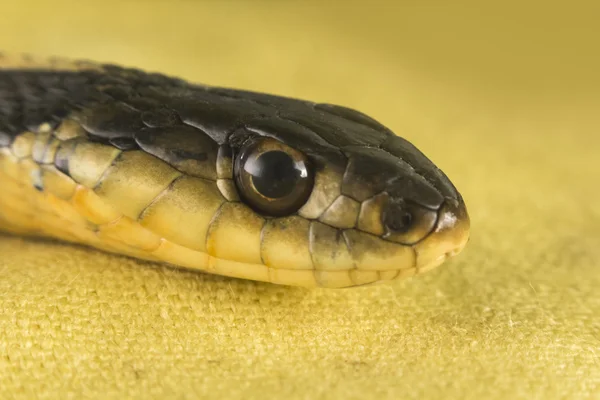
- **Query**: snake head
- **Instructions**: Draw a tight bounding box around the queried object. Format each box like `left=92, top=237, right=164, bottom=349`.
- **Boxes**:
left=216, top=97, right=471, bottom=287
left=0, top=58, right=468, bottom=288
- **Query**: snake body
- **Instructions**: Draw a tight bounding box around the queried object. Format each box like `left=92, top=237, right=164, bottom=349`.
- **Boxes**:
left=0, top=54, right=470, bottom=288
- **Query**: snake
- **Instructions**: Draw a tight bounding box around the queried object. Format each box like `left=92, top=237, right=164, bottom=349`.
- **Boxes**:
left=0, top=53, right=470, bottom=288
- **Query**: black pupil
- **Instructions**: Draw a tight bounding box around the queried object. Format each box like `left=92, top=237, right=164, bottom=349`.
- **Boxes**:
left=247, top=151, right=299, bottom=199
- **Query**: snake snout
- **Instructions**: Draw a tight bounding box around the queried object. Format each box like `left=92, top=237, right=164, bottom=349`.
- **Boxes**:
left=412, top=196, right=471, bottom=272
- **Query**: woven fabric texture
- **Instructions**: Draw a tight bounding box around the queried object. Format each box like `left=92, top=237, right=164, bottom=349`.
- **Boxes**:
left=0, top=2, right=599, bottom=399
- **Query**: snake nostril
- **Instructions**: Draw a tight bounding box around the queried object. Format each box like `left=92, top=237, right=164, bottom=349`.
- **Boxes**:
left=381, top=199, right=438, bottom=244
left=382, top=202, right=413, bottom=233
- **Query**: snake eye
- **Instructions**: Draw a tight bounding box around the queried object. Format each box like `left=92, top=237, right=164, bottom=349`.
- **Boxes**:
left=234, top=137, right=314, bottom=216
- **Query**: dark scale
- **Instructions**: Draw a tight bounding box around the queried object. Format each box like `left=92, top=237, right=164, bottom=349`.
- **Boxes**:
left=54, top=139, right=80, bottom=176
left=109, top=137, right=139, bottom=151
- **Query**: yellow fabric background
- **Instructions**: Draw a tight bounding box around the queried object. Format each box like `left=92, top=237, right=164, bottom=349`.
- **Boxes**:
left=1, top=1, right=599, bottom=398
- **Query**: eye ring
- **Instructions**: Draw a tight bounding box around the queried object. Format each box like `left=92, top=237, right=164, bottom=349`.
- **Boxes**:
left=233, top=137, right=314, bottom=217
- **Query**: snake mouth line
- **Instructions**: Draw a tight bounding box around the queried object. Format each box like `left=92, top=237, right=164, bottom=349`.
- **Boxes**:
left=354, top=244, right=468, bottom=288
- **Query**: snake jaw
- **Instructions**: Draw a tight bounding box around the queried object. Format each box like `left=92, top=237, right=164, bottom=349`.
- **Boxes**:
left=351, top=197, right=470, bottom=287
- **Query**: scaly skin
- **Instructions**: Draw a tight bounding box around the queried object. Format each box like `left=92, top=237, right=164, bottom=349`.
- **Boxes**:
left=0, top=54, right=470, bottom=288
